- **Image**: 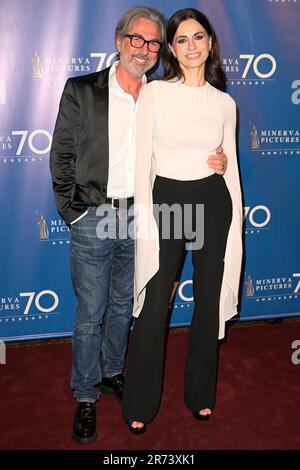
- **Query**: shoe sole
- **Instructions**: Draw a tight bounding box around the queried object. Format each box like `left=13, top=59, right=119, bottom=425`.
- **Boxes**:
left=192, top=412, right=210, bottom=421
left=71, top=430, right=97, bottom=444
left=127, top=422, right=147, bottom=435
left=99, top=384, right=122, bottom=403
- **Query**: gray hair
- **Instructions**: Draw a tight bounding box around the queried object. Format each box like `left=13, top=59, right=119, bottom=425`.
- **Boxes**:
left=115, top=6, right=166, bottom=42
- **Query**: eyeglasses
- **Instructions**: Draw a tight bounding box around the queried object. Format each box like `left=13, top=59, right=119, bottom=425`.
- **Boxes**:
left=124, top=34, right=162, bottom=53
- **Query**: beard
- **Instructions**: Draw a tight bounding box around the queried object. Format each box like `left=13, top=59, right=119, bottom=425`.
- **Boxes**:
left=120, top=53, right=157, bottom=77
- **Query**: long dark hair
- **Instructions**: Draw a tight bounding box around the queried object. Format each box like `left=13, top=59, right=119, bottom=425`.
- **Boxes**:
left=162, top=8, right=226, bottom=91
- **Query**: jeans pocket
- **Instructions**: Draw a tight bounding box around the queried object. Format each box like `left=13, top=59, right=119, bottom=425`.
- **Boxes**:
left=70, top=210, right=89, bottom=228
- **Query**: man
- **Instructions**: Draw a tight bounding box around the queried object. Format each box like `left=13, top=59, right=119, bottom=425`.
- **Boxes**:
left=50, top=6, right=227, bottom=444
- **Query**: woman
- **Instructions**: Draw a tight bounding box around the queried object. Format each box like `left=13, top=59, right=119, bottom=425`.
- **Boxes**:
left=123, top=8, right=243, bottom=433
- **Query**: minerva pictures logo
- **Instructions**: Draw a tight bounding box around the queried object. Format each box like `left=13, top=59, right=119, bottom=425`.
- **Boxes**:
left=249, top=122, right=300, bottom=157
left=0, top=290, right=59, bottom=324
left=243, top=204, right=271, bottom=235
left=244, top=273, right=300, bottom=302
left=0, top=129, right=52, bottom=164
left=36, top=211, right=70, bottom=245
left=31, top=51, right=118, bottom=78
left=224, top=53, right=277, bottom=86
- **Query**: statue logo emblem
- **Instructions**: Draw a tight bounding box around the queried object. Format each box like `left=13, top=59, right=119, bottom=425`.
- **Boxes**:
left=250, top=123, right=260, bottom=150
left=245, top=274, right=254, bottom=297
left=32, top=52, right=43, bottom=79
left=37, top=212, right=49, bottom=240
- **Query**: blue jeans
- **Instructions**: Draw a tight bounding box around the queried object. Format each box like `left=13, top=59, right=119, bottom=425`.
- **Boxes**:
left=70, top=205, right=134, bottom=402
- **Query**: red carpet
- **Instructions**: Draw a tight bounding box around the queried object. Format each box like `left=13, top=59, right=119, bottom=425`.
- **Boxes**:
left=1, top=319, right=300, bottom=450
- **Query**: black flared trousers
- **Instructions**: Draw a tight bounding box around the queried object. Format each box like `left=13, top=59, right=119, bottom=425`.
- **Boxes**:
left=123, top=174, right=232, bottom=423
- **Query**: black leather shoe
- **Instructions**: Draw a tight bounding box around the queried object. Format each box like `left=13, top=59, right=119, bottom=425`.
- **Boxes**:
left=99, top=373, right=125, bottom=402
left=192, top=410, right=211, bottom=421
left=127, top=420, right=147, bottom=435
left=71, top=401, right=97, bottom=443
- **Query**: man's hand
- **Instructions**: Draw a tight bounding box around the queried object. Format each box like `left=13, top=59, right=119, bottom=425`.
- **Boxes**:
left=207, top=146, right=228, bottom=175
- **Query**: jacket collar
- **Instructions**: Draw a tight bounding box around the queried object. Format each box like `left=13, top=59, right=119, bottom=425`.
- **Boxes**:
left=95, top=66, right=111, bottom=89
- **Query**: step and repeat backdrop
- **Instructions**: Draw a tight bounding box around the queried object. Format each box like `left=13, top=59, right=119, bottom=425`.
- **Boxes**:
left=1, top=0, right=299, bottom=341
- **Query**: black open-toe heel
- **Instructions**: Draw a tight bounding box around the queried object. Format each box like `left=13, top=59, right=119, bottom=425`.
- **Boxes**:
left=127, top=420, right=147, bottom=435
left=193, top=410, right=211, bottom=421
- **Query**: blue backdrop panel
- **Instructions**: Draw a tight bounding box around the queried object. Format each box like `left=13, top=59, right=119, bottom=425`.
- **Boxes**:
left=1, top=0, right=299, bottom=340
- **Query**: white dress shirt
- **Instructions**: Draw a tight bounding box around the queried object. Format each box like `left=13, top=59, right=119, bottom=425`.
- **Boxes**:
left=107, top=60, right=146, bottom=198
left=70, top=61, right=146, bottom=225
